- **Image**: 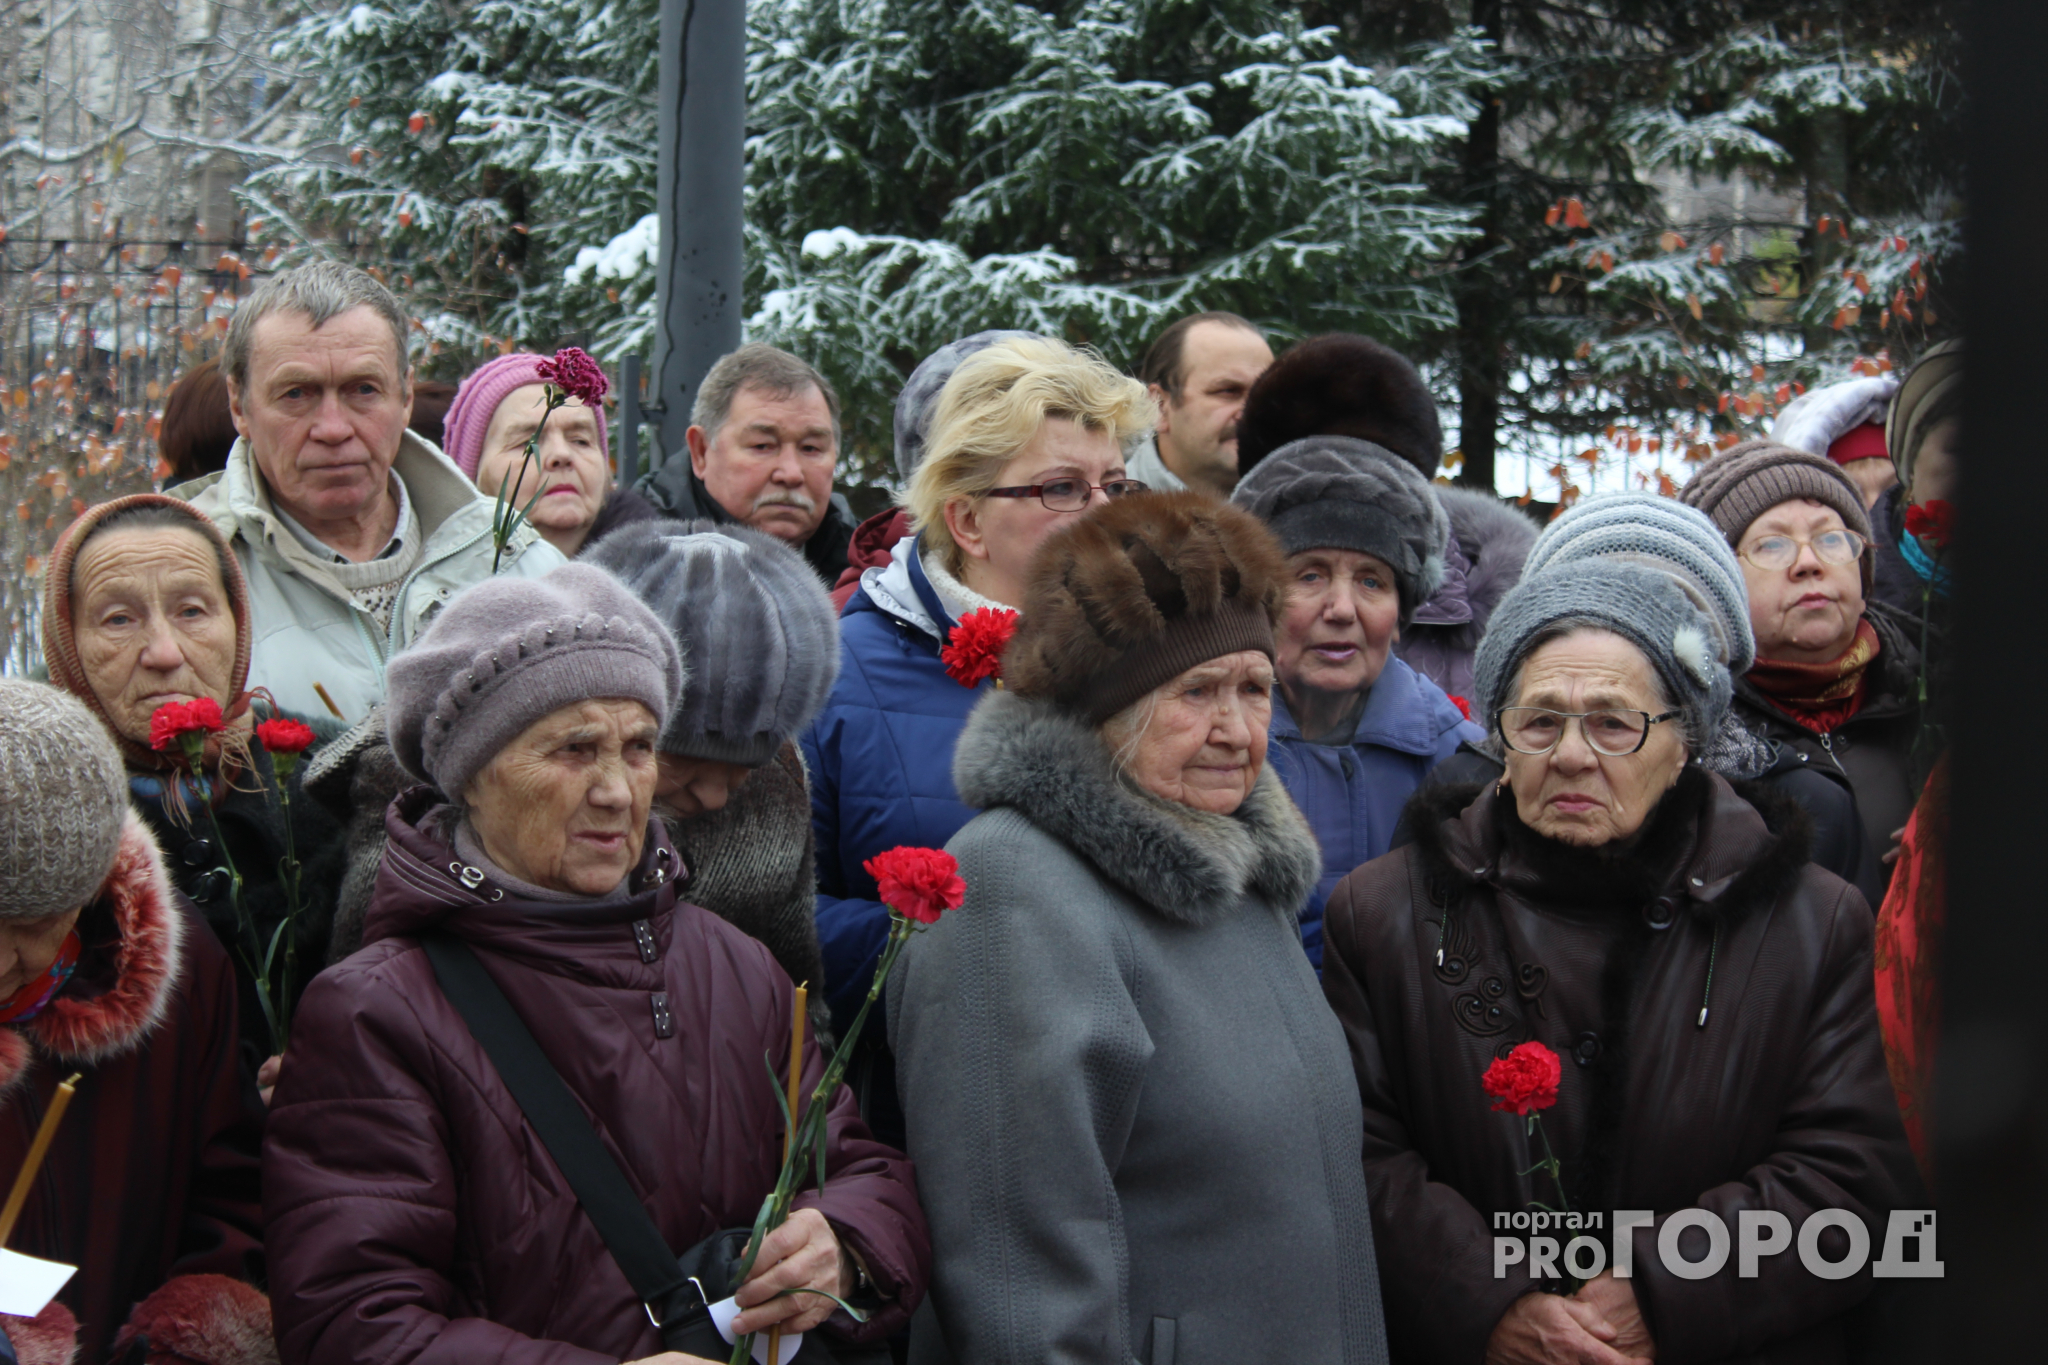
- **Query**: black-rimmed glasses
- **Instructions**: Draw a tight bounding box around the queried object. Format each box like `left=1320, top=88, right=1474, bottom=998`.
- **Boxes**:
left=984, top=478, right=1149, bottom=512
left=1496, top=706, right=1683, bottom=757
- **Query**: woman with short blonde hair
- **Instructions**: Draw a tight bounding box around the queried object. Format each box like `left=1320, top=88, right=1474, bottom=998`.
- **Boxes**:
left=803, top=333, right=1152, bottom=1147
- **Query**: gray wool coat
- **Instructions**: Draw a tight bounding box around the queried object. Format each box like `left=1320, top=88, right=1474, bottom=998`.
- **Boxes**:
left=888, top=690, right=1390, bottom=1365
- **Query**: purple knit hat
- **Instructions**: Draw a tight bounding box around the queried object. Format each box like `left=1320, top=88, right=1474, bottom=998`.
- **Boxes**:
left=443, top=352, right=610, bottom=479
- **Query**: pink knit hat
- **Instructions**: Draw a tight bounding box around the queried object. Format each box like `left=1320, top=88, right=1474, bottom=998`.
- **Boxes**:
left=442, top=352, right=610, bottom=479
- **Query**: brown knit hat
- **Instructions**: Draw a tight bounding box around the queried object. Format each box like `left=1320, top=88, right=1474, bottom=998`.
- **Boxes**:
left=1677, top=440, right=1873, bottom=589
left=1005, top=491, right=1286, bottom=725
left=43, top=495, right=254, bottom=770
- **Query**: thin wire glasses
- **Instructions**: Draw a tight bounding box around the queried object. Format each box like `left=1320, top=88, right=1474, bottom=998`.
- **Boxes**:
left=1497, top=707, right=1683, bottom=757
left=1738, top=528, right=1866, bottom=571
left=983, top=478, right=1149, bottom=512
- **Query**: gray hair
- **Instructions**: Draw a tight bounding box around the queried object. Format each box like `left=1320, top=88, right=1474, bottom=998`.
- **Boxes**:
left=221, top=261, right=411, bottom=389
left=691, top=343, right=841, bottom=447
left=1101, top=690, right=1163, bottom=776
left=1492, top=619, right=1705, bottom=756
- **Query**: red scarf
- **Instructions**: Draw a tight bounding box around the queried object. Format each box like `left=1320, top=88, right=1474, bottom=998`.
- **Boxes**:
left=0, top=930, right=81, bottom=1025
left=1746, top=618, right=1881, bottom=734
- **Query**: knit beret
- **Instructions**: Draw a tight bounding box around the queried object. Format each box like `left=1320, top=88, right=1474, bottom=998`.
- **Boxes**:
left=1006, top=491, right=1286, bottom=725
left=443, top=352, right=609, bottom=481
left=893, top=331, right=1040, bottom=483
left=1524, top=493, right=1755, bottom=675
left=0, top=680, right=129, bottom=920
left=1677, top=439, right=1874, bottom=592
left=584, top=518, right=840, bottom=765
left=1473, top=560, right=1732, bottom=747
left=385, top=563, right=684, bottom=798
left=1886, top=338, right=1963, bottom=490
left=1235, top=333, right=1443, bottom=479
left=1231, top=435, right=1448, bottom=624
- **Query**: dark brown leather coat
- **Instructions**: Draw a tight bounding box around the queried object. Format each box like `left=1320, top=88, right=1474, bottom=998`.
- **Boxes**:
left=263, top=789, right=929, bottom=1365
left=1323, top=770, right=1919, bottom=1365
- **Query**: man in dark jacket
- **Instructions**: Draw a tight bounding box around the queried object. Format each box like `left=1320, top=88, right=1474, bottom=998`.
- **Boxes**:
left=640, top=343, right=858, bottom=585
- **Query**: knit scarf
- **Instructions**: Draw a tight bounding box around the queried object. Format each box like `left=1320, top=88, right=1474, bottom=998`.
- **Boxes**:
left=1746, top=618, right=1881, bottom=735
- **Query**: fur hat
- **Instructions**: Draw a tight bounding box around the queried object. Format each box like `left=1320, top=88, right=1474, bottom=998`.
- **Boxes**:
left=892, top=331, right=1041, bottom=484
left=1006, top=491, right=1287, bottom=725
left=1886, top=338, right=1963, bottom=491
left=385, top=563, right=684, bottom=797
left=1473, top=560, right=1732, bottom=748
left=584, top=518, right=840, bottom=765
left=1231, top=435, right=1448, bottom=623
left=443, top=352, right=609, bottom=481
left=1677, top=439, right=1873, bottom=591
left=1235, top=333, right=1443, bottom=479
left=0, top=680, right=128, bottom=920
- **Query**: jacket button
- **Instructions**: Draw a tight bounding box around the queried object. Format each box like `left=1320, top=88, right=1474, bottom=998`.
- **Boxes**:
left=1574, top=1031, right=1602, bottom=1066
left=182, top=838, right=216, bottom=868
left=1644, top=897, right=1677, bottom=929
left=1340, top=754, right=1356, bottom=779
left=650, top=991, right=674, bottom=1039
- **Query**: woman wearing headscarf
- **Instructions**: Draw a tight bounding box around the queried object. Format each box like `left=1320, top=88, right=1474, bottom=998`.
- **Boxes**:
left=264, top=564, right=928, bottom=1364
left=1230, top=436, right=1482, bottom=968
left=1322, top=560, right=1917, bottom=1364
left=802, top=334, right=1152, bottom=1142
left=0, top=681, right=268, bottom=1365
left=43, top=494, right=343, bottom=1067
left=891, top=491, right=1387, bottom=1365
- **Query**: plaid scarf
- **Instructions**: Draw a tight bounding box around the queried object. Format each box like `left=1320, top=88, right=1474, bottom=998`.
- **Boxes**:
left=1746, top=618, right=1881, bottom=735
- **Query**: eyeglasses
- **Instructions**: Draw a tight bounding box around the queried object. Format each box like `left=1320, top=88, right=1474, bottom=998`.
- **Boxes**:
left=984, top=478, right=1149, bottom=512
left=1496, top=706, right=1683, bottom=757
left=1738, top=529, right=1866, bottom=571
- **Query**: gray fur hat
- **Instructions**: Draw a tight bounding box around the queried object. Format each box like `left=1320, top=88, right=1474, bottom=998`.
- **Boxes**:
left=0, top=680, right=129, bottom=920
left=386, top=563, right=684, bottom=797
left=1229, top=435, right=1449, bottom=623
left=585, top=518, right=840, bottom=766
left=892, top=330, right=1040, bottom=483
left=1473, top=559, right=1732, bottom=749
left=1524, top=493, right=1755, bottom=675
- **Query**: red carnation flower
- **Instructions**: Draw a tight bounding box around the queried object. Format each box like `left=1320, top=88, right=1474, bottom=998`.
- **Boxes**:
left=1904, top=499, right=1955, bottom=551
left=1481, top=1040, right=1562, bottom=1117
left=535, top=346, right=610, bottom=408
left=1446, top=694, right=1473, bottom=722
left=941, top=608, right=1019, bottom=688
left=149, top=697, right=226, bottom=753
left=863, top=846, right=966, bottom=925
left=256, top=718, right=317, bottom=756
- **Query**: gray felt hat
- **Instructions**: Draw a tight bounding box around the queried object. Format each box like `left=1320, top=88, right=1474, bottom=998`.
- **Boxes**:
left=1473, top=559, right=1732, bottom=747
left=0, top=679, right=129, bottom=920
left=1229, top=434, right=1449, bottom=623
left=386, top=563, right=685, bottom=798
left=892, top=330, right=1040, bottom=483
left=585, top=518, right=841, bottom=766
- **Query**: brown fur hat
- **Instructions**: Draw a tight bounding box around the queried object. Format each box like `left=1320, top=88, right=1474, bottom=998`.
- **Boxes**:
left=1235, top=332, right=1443, bottom=479
left=1006, top=491, right=1287, bottom=724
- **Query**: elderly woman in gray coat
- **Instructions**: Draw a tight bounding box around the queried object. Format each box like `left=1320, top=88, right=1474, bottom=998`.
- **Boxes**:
left=889, top=491, right=1390, bottom=1365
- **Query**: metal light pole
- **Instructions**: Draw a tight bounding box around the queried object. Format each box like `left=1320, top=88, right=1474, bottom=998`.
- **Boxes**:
left=644, top=0, right=746, bottom=474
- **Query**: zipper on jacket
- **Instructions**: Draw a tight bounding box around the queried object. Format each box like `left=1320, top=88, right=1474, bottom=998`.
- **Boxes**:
left=1816, top=730, right=1848, bottom=777
left=385, top=520, right=494, bottom=658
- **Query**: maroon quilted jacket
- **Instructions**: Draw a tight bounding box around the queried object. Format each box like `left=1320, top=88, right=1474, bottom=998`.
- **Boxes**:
left=263, top=790, right=929, bottom=1365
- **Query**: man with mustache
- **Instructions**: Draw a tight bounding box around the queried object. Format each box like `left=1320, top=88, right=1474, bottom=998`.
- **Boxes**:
left=1126, top=311, right=1274, bottom=497
left=175, top=262, right=565, bottom=723
left=642, top=342, right=860, bottom=585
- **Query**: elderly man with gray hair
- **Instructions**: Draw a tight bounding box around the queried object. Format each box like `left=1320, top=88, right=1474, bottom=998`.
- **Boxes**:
left=173, top=261, right=565, bottom=724
left=640, top=342, right=860, bottom=584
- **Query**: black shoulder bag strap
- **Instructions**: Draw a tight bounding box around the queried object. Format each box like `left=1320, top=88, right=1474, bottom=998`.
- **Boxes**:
left=420, top=933, right=703, bottom=1333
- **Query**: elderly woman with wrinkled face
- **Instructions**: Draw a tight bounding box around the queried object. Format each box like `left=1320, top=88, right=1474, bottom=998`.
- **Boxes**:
left=1319, top=559, right=1919, bottom=1365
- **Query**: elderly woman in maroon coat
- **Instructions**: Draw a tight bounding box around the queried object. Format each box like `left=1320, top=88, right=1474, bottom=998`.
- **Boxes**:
left=263, top=563, right=927, bottom=1365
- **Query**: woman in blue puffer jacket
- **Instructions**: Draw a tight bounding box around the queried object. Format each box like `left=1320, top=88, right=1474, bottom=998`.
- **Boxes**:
left=803, top=334, right=1155, bottom=1140
left=1232, top=436, right=1483, bottom=970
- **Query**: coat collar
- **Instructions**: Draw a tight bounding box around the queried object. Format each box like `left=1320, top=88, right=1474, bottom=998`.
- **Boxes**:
left=0, top=813, right=184, bottom=1087
left=952, top=690, right=1322, bottom=925
left=1272, top=655, right=1452, bottom=757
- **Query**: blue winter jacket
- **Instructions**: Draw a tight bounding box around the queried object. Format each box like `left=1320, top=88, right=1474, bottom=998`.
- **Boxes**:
left=1267, top=654, right=1482, bottom=970
left=801, top=537, right=996, bottom=1027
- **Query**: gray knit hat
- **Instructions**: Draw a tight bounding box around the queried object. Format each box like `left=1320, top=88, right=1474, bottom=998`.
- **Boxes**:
left=1525, top=493, right=1755, bottom=675
left=893, top=330, right=1040, bottom=483
left=1230, top=435, right=1449, bottom=623
left=1473, top=560, right=1732, bottom=749
left=584, top=518, right=840, bottom=765
left=0, top=680, right=128, bottom=920
left=386, top=563, right=685, bottom=798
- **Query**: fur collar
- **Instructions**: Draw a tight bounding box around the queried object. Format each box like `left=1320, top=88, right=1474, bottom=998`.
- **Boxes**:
left=952, top=690, right=1322, bottom=925
left=1436, top=485, right=1539, bottom=627
left=0, top=813, right=184, bottom=1086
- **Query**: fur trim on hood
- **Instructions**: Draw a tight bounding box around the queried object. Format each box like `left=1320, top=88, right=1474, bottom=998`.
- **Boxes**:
left=0, top=1298, right=78, bottom=1365
left=1434, top=486, right=1538, bottom=631
left=952, top=689, right=1321, bottom=926
left=114, top=1274, right=278, bottom=1365
left=0, top=812, right=183, bottom=1086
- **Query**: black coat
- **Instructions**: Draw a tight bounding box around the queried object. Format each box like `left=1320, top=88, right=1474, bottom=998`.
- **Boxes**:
left=638, top=459, right=857, bottom=586
left=1325, top=771, right=1920, bottom=1365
